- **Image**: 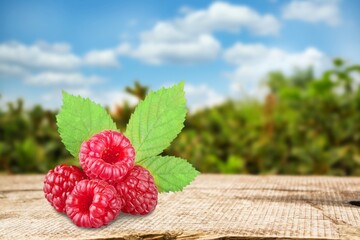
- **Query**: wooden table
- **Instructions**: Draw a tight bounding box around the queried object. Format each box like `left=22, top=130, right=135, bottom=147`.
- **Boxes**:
left=1, top=175, right=360, bottom=240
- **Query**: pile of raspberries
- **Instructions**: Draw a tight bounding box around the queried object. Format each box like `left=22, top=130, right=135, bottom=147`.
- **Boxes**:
left=43, top=130, right=158, bottom=228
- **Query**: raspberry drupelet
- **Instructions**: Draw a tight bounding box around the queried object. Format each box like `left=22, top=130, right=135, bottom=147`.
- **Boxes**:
left=79, top=130, right=135, bottom=183
left=114, top=165, right=158, bottom=215
left=43, top=164, right=87, bottom=212
left=65, top=179, right=122, bottom=228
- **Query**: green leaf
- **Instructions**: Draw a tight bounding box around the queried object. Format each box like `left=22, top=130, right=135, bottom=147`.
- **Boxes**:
left=56, top=91, right=117, bottom=157
left=139, top=156, right=199, bottom=192
left=125, top=81, right=187, bottom=163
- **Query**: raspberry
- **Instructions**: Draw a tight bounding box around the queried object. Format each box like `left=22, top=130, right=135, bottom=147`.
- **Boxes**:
left=79, top=130, right=135, bottom=183
left=43, top=164, right=87, bottom=213
left=66, top=179, right=122, bottom=228
left=114, top=165, right=158, bottom=215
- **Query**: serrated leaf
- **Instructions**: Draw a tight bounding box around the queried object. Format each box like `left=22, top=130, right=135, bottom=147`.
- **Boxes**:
left=139, top=156, right=199, bottom=192
left=125, top=82, right=187, bottom=163
left=56, top=91, right=117, bottom=157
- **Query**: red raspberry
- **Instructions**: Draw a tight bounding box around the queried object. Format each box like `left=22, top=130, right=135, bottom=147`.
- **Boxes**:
left=66, top=179, right=122, bottom=228
left=114, top=165, right=158, bottom=215
left=43, top=164, right=87, bottom=213
left=79, top=130, right=135, bottom=183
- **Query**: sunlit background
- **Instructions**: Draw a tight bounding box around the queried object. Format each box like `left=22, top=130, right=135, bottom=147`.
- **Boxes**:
left=1, top=0, right=360, bottom=175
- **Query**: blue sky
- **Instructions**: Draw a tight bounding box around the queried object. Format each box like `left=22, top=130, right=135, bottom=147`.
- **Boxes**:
left=0, top=0, right=359, bottom=111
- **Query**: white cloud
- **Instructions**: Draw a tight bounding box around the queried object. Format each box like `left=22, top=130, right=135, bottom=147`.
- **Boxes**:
left=39, top=87, right=139, bottom=111
left=95, top=91, right=139, bottom=113
left=185, top=83, right=225, bottom=112
left=40, top=87, right=93, bottom=110
left=63, top=88, right=93, bottom=98
left=282, top=0, right=341, bottom=26
left=224, top=43, right=330, bottom=98
left=0, top=63, right=28, bottom=77
left=0, top=41, right=116, bottom=85
left=0, top=41, right=125, bottom=71
left=25, top=72, right=104, bottom=86
left=177, top=1, right=280, bottom=35
left=126, top=1, right=280, bottom=64
left=116, top=43, right=132, bottom=55
left=80, top=42, right=131, bottom=67
left=41, top=88, right=92, bottom=102
left=83, top=49, right=119, bottom=67
left=132, top=34, right=221, bottom=65
left=0, top=41, right=81, bottom=71
left=179, top=6, right=193, bottom=14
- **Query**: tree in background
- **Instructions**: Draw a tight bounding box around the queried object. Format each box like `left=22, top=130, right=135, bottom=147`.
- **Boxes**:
left=0, top=99, right=69, bottom=173
left=167, top=59, right=360, bottom=175
left=111, top=81, right=148, bottom=132
left=1, top=60, right=360, bottom=175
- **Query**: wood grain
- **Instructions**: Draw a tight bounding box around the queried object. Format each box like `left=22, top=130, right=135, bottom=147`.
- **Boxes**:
left=1, top=174, right=360, bottom=240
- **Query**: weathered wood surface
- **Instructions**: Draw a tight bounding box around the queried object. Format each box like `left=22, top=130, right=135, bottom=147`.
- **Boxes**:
left=1, top=175, right=360, bottom=240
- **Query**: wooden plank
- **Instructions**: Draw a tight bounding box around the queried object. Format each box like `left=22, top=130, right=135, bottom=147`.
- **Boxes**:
left=1, top=175, right=360, bottom=240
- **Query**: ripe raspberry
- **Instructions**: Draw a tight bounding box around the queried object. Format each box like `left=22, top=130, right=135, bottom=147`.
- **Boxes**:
left=114, top=165, right=158, bottom=215
left=43, top=164, right=87, bottom=213
left=79, top=130, right=135, bottom=183
left=66, top=179, right=122, bottom=228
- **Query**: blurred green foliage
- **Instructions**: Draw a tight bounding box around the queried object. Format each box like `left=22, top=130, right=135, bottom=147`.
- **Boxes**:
left=1, top=59, right=360, bottom=175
